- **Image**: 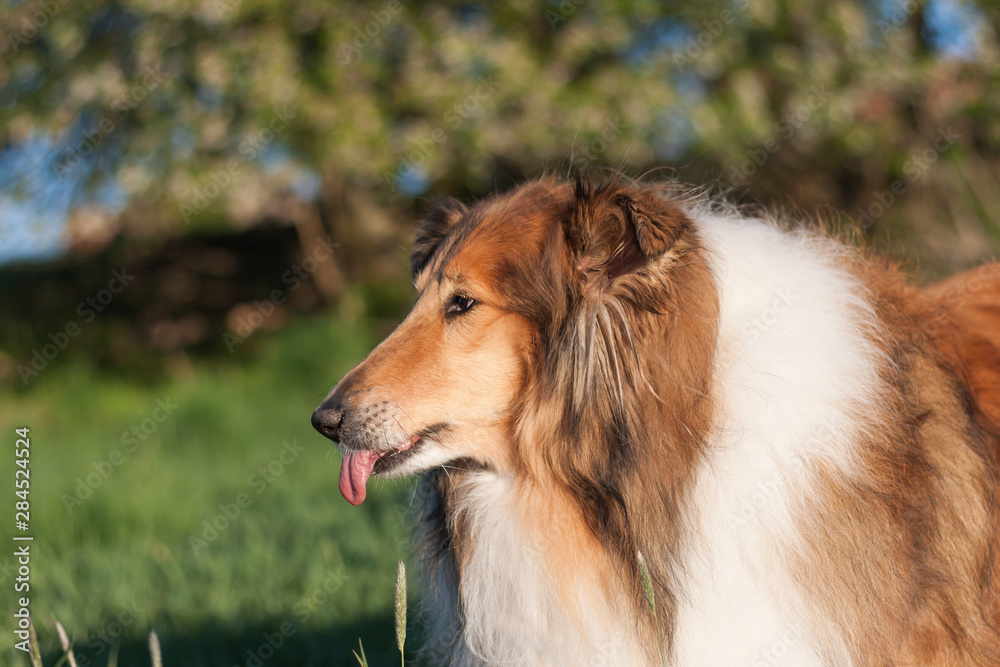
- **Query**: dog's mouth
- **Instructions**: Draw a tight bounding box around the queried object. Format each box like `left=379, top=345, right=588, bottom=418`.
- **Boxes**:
left=338, top=435, right=424, bottom=506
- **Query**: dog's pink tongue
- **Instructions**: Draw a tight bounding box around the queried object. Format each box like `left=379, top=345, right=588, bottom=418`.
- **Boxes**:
left=339, top=451, right=378, bottom=505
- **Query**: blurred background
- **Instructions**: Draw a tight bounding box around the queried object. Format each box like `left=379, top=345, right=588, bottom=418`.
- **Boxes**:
left=2, top=0, right=999, bottom=664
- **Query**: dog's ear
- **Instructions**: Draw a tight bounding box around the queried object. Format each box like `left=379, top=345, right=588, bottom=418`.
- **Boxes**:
left=411, top=198, right=467, bottom=278
left=566, top=180, right=691, bottom=289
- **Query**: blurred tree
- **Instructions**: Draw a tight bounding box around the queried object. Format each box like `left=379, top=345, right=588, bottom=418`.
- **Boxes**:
left=1, top=0, right=999, bottom=283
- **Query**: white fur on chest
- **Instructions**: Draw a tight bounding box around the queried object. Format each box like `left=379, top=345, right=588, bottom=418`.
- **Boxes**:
left=453, top=471, right=647, bottom=666
left=670, top=213, right=882, bottom=666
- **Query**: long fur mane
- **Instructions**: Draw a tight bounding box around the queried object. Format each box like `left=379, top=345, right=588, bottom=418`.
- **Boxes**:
left=395, top=177, right=1000, bottom=666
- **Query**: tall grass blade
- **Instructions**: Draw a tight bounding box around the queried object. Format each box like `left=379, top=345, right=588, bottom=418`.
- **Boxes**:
left=353, top=638, right=370, bottom=667
left=55, top=620, right=79, bottom=667
left=395, top=560, right=407, bottom=665
left=638, top=551, right=667, bottom=667
left=26, top=617, right=43, bottom=667
left=106, top=641, right=120, bottom=667
left=149, top=630, right=163, bottom=667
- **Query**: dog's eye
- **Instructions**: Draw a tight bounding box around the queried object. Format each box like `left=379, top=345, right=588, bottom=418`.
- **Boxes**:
left=446, top=294, right=476, bottom=316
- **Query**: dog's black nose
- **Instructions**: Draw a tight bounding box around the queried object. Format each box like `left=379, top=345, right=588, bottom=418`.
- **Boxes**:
left=312, top=406, right=345, bottom=442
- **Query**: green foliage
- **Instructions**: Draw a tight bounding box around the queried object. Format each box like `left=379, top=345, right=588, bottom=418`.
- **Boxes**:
left=3, top=0, right=999, bottom=271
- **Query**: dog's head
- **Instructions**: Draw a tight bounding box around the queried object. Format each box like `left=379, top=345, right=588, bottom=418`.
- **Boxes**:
left=312, top=177, right=711, bottom=504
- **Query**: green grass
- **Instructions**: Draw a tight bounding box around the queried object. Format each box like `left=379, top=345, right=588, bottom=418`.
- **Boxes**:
left=0, top=313, right=421, bottom=666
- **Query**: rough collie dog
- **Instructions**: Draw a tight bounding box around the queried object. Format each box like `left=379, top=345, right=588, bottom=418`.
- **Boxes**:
left=311, top=177, right=1000, bottom=665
